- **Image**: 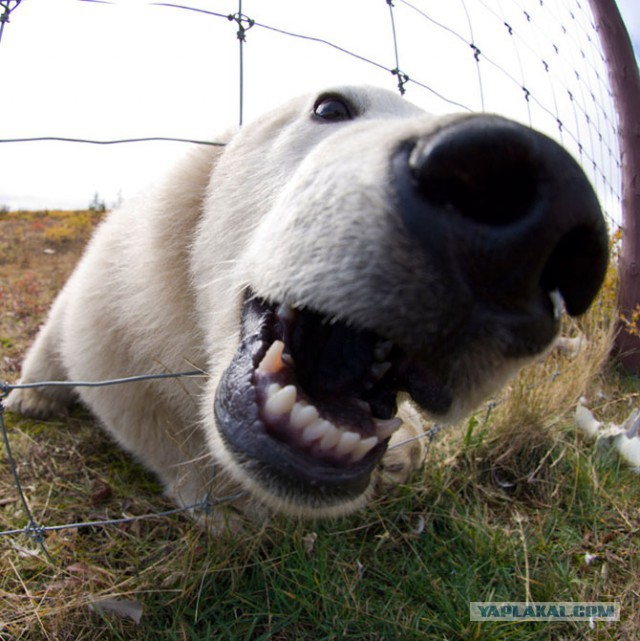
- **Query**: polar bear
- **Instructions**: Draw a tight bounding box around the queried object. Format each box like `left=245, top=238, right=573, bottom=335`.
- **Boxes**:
left=5, top=86, right=608, bottom=524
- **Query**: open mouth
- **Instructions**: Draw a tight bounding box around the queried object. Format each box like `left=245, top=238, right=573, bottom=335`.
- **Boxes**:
left=213, top=291, right=452, bottom=506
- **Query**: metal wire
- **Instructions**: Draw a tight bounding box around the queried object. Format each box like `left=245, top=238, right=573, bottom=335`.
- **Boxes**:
left=0, top=373, right=247, bottom=555
left=0, top=399, right=53, bottom=561
left=386, top=0, right=410, bottom=95
left=0, top=136, right=225, bottom=146
left=2, top=371, right=203, bottom=393
left=0, top=0, right=22, bottom=48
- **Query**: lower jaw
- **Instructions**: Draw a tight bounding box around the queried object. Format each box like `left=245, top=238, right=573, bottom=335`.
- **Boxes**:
left=220, top=437, right=377, bottom=516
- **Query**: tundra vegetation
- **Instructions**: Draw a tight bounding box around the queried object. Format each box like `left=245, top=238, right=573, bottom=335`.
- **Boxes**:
left=0, top=210, right=638, bottom=640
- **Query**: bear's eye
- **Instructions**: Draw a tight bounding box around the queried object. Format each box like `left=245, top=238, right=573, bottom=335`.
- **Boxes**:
left=313, top=96, right=353, bottom=122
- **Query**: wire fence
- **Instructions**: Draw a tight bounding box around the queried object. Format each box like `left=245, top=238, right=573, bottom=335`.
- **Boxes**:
left=0, top=0, right=21, bottom=46
left=0, top=0, right=625, bottom=561
left=0, top=374, right=249, bottom=561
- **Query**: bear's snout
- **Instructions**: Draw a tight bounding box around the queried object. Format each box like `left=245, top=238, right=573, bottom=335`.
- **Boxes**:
left=393, top=115, right=609, bottom=356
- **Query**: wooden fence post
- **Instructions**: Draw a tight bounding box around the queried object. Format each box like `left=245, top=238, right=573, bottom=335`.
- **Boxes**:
left=588, top=0, right=640, bottom=371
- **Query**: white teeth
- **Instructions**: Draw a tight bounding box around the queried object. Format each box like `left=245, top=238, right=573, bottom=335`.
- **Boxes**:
left=374, top=417, right=403, bottom=440
left=370, top=362, right=392, bottom=380
left=374, top=340, right=393, bottom=361
left=257, top=340, right=285, bottom=374
left=299, top=415, right=380, bottom=461
left=257, top=361, right=395, bottom=462
left=335, top=431, right=361, bottom=457
left=264, top=384, right=296, bottom=419
left=351, top=436, right=379, bottom=462
left=290, top=402, right=319, bottom=429
left=301, top=419, right=332, bottom=443
left=549, top=289, right=565, bottom=320
left=318, top=425, right=342, bottom=450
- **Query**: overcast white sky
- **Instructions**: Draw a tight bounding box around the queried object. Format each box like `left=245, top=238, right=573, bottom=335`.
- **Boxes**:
left=0, top=0, right=637, bottom=214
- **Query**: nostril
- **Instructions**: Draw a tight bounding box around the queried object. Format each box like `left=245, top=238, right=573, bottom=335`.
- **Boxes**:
left=396, top=114, right=609, bottom=325
left=540, top=225, right=609, bottom=316
left=409, top=119, right=543, bottom=227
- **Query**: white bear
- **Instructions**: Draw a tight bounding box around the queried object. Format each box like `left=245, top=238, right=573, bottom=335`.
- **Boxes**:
left=5, top=86, right=608, bottom=526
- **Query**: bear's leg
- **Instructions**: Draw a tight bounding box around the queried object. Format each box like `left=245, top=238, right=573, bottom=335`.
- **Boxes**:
left=377, top=401, right=428, bottom=490
left=4, top=294, right=75, bottom=418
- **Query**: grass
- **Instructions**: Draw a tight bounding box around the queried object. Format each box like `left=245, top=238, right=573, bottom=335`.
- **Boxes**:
left=1, top=210, right=639, bottom=640
left=0, top=209, right=103, bottom=374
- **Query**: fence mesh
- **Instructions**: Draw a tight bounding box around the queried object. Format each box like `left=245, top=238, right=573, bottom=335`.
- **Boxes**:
left=0, top=0, right=624, bottom=559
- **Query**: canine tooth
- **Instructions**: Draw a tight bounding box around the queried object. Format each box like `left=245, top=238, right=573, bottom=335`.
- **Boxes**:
left=370, top=362, right=392, bottom=380
left=374, top=417, right=403, bottom=440
left=374, top=340, right=393, bottom=361
left=257, top=340, right=285, bottom=374
left=290, top=402, right=320, bottom=429
left=318, top=425, right=342, bottom=450
left=549, top=289, right=564, bottom=320
left=350, top=436, right=379, bottom=462
left=301, top=419, right=332, bottom=444
left=264, top=384, right=296, bottom=419
left=335, top=431, right=361, bottom=457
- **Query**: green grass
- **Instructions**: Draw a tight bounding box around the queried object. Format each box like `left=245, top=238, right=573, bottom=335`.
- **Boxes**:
left=1, top=210, right=638, bottom=639
left=2, top=407, right=638, bottom=639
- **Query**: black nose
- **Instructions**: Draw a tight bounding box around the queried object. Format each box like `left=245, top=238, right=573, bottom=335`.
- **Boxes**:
left=394, top=115, right=608, bottom=321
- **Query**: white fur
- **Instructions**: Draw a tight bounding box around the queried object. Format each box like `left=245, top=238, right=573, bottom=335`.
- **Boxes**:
left=6, top=86, right=545, bottom=523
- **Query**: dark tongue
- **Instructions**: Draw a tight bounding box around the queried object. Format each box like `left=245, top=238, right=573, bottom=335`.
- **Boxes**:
left=290, top=309, right=377, bottom=397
